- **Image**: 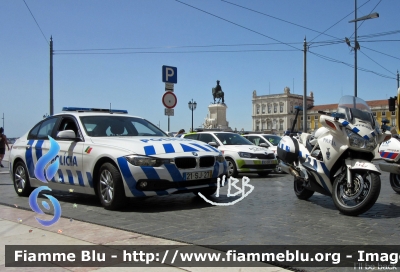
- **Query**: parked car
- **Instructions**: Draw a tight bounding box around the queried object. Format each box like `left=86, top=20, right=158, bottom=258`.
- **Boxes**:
left=182, top=131, right=278, bottom=177
left=242, top=134, right=286, bottom=174
left=9, top=107, right=226, bottom=210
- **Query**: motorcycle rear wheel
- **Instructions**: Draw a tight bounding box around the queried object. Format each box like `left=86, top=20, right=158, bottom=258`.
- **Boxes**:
left=389, top=173, right=400, bottom=194
left=333, top=171, right=380, bottom=216
left=293, top=178, right=314, bottom=200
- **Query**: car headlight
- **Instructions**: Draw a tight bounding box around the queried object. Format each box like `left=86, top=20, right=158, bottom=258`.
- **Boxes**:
left=346, top=129, right=377, bottom=151
left=124, top=155, right=173, bottom=167
left=238, top=152, right=253, bottom=158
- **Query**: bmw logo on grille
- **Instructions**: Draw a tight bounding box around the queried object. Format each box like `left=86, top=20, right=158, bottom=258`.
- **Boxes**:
left=192, top=152, right=198, bottom=156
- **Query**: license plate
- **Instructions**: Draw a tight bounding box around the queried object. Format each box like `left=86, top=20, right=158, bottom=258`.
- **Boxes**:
left=262, top=160, right=277, bottom=164
left=184, top=171, right=212, bottom=180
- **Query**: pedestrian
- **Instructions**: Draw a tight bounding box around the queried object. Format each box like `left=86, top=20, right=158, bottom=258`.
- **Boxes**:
left=0, top=127, right=10, bottom=168
left=175, top=129, right=185, bottom=137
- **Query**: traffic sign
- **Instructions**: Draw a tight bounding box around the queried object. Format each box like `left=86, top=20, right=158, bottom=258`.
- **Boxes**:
left=165, top=83, right=174, bottom=92
left=162, top=65, right=177, bottom=83
left=162, top=91, right=177, bottom=109
left=165, top=108, right=174, bottom=116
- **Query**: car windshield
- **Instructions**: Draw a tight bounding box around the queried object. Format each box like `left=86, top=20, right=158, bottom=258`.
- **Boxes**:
left=214, top=133, right=253, bottom=145
left=262, top=135, right=281, bottom=146
left=80, top=116, right=167, bottom=137
left=337, top=95, right=374, bottom=124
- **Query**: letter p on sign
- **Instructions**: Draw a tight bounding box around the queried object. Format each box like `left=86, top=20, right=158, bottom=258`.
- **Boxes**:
left=162, top=65, right=177, bottom=84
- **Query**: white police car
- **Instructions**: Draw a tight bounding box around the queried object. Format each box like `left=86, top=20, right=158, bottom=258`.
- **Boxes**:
left=9, top=107, right=227, bottom=210
left=182, top=131, right=278, bottom=177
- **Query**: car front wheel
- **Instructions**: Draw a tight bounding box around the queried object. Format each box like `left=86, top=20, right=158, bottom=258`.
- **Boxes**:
left=97, top=162, right=127, bottom=210
left=13, top=161, right=33, bottom=196
left=226, top=158, right=238, bottom=178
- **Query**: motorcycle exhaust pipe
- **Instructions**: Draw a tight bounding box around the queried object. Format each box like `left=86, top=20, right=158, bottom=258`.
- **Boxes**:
left=279, top=161, right=301, bottom=178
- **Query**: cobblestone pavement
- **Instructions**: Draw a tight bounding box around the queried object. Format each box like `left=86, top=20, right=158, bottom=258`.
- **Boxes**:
left=1, top=160, right=400, bottom=271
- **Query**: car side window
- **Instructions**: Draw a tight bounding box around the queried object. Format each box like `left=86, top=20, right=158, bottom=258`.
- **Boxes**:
left=184, top=134, right=198, bottom=140
left=37, top=117, right=58, bottom=139
left=199, top=134, right=217, bottom=145
left=247, top=136, right=260, bottom=145
left=58, top=117, right=80, bottom=138
left=28, top=123, right=41, bottom=139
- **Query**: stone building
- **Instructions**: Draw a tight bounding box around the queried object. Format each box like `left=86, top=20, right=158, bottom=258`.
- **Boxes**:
left=252, top=87, right=314, bottom=135
left=252, top=87, right=394, bottom=135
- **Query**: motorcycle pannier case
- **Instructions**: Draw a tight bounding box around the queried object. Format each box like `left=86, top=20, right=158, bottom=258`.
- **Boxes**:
left=277, top=136, right=299, bottom=164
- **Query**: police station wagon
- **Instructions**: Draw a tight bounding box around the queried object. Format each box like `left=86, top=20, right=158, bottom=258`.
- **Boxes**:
left=9, top=107, right=227, bottom=210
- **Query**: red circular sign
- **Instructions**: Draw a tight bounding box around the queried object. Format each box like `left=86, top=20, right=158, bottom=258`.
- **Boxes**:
left=162, top=92, right=177, bottom=109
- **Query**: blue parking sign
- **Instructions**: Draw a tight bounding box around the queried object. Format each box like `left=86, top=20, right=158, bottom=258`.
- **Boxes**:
left=162, top=65, right=177, bottom=84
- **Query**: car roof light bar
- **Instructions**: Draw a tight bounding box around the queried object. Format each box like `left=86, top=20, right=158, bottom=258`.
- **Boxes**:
left=62, top=107, right=128, bottom=114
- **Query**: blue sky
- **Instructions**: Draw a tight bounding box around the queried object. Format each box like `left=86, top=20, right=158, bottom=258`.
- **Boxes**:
left=1, top=0, right=399, bottom=137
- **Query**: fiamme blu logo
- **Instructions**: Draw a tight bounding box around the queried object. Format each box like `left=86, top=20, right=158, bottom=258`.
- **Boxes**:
left=28, top=136, right=62, bottom=227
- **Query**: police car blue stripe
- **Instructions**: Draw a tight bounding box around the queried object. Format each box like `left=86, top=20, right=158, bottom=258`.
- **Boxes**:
left=342, top=121, right=349, bottom=126
left=58, top=169, right=65, bottom=184
left=352, top=127, right=360, bottom=133
left=86, top=172, right=93, bottom=188
left=223, top=160, right=227, bottom=175
left=371, top=132, right=376, bottom=137
left=320, top=162, right=330, bottom=178
left=206, top=144, right=219, bottom=152
left=180, top=144, right=198, bottom=152
left=66, top=169, right=74, bottom=185
left=191, top=143, right=212, bottom=152
left=77, top=171, right=84, bottom=186
left=117, top=157, right=145, bottom=197
left=363, top=135, right=370, bottom=140
left=144, top=146, right=156, bottom=155
left=35, top=140, right=44, bottom=161
left=165, top=164, right=182, bottom=181
left=155, top=190, right=169, bottom=196
left=212, top=162, right=219, bottom=178
left=25, top=140, right=35, bottom=178
left=162, top=143, right=175, bottom=153
left=141, top=166, right=160, bottom=180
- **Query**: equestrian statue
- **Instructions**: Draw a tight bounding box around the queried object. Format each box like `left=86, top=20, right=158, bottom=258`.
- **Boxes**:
left=212, top=80, right=225, bottom=104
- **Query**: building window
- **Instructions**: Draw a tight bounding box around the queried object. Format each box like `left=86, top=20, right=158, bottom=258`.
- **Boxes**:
left=262, top=105, right=266, bottom=114
left=307, top=122, right=310, bottom=131
left=307, top=116, right=310, bottom=120
left=274, top=104, right=277, bottom=113
left=392, top=111, right=396, bottom=116
left=382, top=112, right=386, bottom=116
left=267, top=121, right=272, bottom=130
left=392, top=118, right=396, bottom=127
left=315, top=115, right=318, bottom=120
left=279, top=121, right=283, bottom=130
left=256, top=125, right=259, bottom=131
left=300, top=117, right=303, bottom=121
left=373, top=112, right=376, bottom=116
left=290, top=102, right=293, bottom=113
left=313, top=121, right=317, bottom=129
left=280, top=104, right=284, bottom=113
left=256, top=105, right=260, bottom=114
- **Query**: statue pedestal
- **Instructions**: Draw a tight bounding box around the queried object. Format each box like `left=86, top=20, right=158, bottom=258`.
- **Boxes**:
left=203, top=103, right=232, bottom=130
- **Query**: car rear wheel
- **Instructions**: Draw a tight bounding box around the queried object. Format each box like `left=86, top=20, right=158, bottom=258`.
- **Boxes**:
left=13, top=161, right=33, bottom=196
left=97, top=162, right=127, bottom=210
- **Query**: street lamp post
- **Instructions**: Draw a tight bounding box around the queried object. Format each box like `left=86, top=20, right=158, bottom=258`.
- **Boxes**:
left=188, top=99, right=197, bottom=132
left=348, top=0, right=379, bottom=97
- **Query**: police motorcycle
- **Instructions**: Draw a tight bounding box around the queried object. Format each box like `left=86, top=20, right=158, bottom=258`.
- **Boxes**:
left=378, top=120, right=400, bottom=194
left=278, top=95, right=391, bottom=216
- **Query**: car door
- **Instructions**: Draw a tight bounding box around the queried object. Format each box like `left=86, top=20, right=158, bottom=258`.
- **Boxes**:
left=52, top=115, right=86, bottom=193
left=25, top=117, right=58, bottom=187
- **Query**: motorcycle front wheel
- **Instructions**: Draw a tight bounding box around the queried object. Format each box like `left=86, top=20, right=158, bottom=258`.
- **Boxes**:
left=332, top=171, right=381, bottom=216
left=389, top=173, right=400, bottom=194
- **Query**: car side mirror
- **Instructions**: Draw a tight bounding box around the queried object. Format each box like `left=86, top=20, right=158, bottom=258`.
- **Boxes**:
left=208, top=141, right=219, bottom=148
left=259, top=143, right=269, bottom=148
left=57, top=130, right=78, bottom=140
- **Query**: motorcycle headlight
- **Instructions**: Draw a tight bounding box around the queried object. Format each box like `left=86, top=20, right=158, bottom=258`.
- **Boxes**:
left=215, top=154, right=225, bottom=163
left=238, top=152, right=253, bottom=158
left=346, top=129, right=377, bottom=151
left=124, top=155, right=173, bottom=167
